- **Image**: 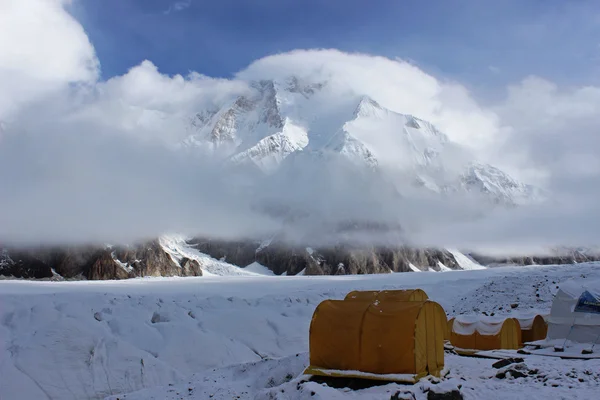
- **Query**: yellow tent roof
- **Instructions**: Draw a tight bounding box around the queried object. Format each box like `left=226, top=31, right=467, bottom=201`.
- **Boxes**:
left=344, top=288, right=429, bottom=302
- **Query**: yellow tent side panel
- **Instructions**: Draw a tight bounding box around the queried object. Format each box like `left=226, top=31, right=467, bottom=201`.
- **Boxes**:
left=521, top=315, right=548, bottom=343
left=449, top=317, right=522, bottom=351
left=306, top=299, right=445, bottom=381
left=449, top=325, right=477, bottom=350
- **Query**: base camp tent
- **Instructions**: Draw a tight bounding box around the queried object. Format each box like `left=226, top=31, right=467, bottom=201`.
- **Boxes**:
left=305, top=299, right=446, bottom=382
left=344, top=289, right=428, bottom=302
left=516, top=314, right=548, bottom=343
left=449, top=315, right=522, bottom=351
left=547, top=279, right=600, bottom=344
left=446, top=317, right=455, bottom=341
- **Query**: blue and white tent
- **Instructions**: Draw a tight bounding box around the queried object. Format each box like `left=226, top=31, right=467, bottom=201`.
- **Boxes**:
left=547, top=279, right=600, bottom=344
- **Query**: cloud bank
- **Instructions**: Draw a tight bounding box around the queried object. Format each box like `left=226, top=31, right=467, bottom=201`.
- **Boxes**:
left=1, top=0, right=600, bottom=253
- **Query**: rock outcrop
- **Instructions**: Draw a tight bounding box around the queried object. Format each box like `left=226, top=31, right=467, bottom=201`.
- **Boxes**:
left=469, top=249, right=600, bottom=267
left=3, top=236, right=598, bottom=280
left=0, top=240, right=202, bottom=280
left=190, top=237, right=461, bottom=276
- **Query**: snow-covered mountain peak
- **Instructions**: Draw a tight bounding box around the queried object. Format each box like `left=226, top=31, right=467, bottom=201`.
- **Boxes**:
left=353, top=96, right=383, bottom=117
left=179, top=77, right=540, bottom=206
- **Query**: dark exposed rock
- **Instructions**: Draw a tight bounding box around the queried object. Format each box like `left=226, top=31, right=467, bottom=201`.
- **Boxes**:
left=427, top=389, right=463, bottom=400
left=470, top=249, right=600, bottom=267
left=492, top=358, right=524, bottom=369
left=496, top=369, right=527, bottom=379
left=87, top=251, right=130, bottom=280
left=112, top=241, right=181, bottom=278
left=4, top=234, right=596, bottom=280
left=0, top=249, right=53, bottom=279
left=190, top=237, right=461, bottom=276
left=495, top=362, right=530, bottom=379
left=188, top=238, right=258, bottom=267
left=256, top=244, right=316, bottom=276
left=0, top=240, right=199, bottom=280
left=179, top=257, right=202, bottom=277
left=391, top=390, right=416, bottom=400
left=151, top=311, right=170, bottom=323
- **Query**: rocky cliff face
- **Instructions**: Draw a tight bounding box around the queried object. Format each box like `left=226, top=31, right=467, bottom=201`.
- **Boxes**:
left=0, top=240, right=202, bottom=280
left=188, top=237, right=461, bottom=275
left=469, top=250, right=600, bottom=267
left=2, top=236, right=598, bottom=280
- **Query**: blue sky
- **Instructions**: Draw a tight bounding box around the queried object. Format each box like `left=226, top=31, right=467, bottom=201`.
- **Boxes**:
left=72, top=0, right=600, bottom=94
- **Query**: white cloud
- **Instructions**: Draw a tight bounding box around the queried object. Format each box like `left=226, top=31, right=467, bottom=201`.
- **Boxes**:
left=0, top=0, right=98, bottom=120
left=417, top=75, right=600, bottom=253
left=68, top=60, right=250, bottom=144
left=2, top=1, right=600, bottom=253
left=164, top=0, right=192, bottom=15
left=238, top=49, right=502, bottom=155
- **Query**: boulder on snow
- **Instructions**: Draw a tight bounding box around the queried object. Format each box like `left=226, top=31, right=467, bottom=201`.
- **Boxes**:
left=495, top=362, right=530, bottom=380
left=427, top=389, right=463, bottom=400
left=391, top=390, right=416, bottom=400
left=492, top=358, right=524, bottom=369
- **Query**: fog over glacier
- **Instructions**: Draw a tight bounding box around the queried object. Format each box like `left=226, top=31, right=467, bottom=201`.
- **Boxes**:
left=1, top=0, right=600, bottom=252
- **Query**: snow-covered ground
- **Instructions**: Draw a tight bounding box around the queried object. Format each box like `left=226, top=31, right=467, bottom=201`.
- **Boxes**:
left=0, top=263, right=599, bottom=399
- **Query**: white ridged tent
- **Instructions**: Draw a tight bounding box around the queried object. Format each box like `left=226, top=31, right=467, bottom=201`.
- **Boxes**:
left=547, top=279, right=600, bottom=343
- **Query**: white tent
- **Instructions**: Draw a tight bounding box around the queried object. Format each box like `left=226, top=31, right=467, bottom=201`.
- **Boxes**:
left=547, top=279, right=600, bottom=344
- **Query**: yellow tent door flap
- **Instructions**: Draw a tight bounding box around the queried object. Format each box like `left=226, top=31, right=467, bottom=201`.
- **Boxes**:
left=520, top=315, right=548, bottom=343
left=305, top=299, right=445, bottom=382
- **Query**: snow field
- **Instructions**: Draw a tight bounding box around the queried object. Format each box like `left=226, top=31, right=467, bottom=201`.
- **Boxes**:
left=0, top=262, right=598, bottom=399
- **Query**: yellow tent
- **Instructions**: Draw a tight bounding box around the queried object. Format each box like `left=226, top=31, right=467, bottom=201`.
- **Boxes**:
left=344, top=289, right=428, bottom=302
left=445, top=317, right=455, bottom=341
left=517, top=314, right=548, bottom=344
left=305, top=299, right=446, bottom=382
left=449, top=316, right=522, bottom=351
